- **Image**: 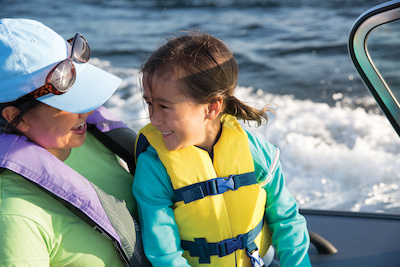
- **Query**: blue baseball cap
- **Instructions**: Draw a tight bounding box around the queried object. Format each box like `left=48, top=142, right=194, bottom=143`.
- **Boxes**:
left=0, top=18, right=121, bottom=113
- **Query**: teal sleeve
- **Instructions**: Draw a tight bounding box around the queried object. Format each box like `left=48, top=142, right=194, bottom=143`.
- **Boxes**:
left=132, top=148, right=191, bottom=267
left=247, top=131, right=311, bottom=267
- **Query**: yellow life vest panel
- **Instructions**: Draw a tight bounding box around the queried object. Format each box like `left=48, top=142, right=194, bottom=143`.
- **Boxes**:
left=136, top=115, right=272, bottom=266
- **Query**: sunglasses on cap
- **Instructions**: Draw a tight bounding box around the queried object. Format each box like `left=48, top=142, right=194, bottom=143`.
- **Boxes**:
left=15, top=33, right=90, bottom=103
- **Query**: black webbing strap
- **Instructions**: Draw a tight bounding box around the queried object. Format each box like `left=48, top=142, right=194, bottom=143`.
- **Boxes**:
left=88, top=124, right=137, bottom=174
left=181, top=217, right=264, bottom=264
left=174, top=171, right=257, bottom=204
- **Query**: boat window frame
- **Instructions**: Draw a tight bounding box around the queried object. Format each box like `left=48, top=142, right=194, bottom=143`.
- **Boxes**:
left=348, top=0, right=400, bottom=137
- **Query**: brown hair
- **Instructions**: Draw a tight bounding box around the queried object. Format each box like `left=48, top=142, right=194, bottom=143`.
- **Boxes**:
left=140, top=30, right=270, bottom=126
left=0, top=99, right=42, bottom=134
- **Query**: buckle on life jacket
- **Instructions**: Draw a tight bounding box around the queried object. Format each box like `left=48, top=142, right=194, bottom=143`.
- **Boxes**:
left=217, top=234, right=244, bottom=257
left=174, top=171, right=257, bottom=204
left=181, top=217, right=265, bottom=264
left=214, top=175, right=236, bottom=193
left=183, top=235, right=245, bottom=264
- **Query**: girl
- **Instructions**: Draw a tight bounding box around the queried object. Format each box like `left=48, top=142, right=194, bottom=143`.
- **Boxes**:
left=133, top=31, right=311, bottom=267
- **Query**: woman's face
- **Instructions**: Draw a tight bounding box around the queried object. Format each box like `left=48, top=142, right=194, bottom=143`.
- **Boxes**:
left=143, top=71, right=217, bottom=152
left=22, top=104, right=94, bottom=160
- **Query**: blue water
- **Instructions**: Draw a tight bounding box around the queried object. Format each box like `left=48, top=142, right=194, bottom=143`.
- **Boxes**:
left=1, top=0, right=386, bottom=105
left=2, top=0, right=400, bottom=214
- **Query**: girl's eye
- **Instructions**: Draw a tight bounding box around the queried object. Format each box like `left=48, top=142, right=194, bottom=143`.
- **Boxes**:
left=160, top=105, right=168, bottom=109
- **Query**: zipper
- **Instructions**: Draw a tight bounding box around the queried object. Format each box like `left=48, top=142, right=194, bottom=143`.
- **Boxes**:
left=258, top=146, right=280, bottom=188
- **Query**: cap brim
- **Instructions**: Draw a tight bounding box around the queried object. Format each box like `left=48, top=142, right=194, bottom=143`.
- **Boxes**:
left=37, top=62, right=121, bottom=113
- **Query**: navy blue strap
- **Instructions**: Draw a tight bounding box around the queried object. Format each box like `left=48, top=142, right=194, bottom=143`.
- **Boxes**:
left=174, top=172, right=257, bottom=204
left=181, top=217, right=264, bottom=264
left=135, top=133, right=150, bottom=160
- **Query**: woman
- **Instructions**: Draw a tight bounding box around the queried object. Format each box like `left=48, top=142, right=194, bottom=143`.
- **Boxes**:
left=0, top=18, right=150, bottom=266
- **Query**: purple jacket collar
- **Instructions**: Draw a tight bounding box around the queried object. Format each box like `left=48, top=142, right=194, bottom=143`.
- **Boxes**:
left=0, top=109, right=121, bottom=244
left=0, top=106, right=148, bottom=266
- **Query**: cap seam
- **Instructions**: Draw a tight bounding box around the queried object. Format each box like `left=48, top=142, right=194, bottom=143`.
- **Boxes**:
left=3, top=19, right=36, bottom=91
left=5, top=21, right=29, bottom=76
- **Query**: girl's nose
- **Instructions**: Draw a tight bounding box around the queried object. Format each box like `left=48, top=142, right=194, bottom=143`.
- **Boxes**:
left=150, top=106, right=162, bottom=126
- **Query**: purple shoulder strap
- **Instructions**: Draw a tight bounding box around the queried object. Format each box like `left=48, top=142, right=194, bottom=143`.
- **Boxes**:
left=87, top=106, right=130, bottom=132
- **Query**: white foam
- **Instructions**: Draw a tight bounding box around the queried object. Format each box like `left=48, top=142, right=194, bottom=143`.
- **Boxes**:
left=240, top=90, right=400, bottom=214
left=97, top=58, right=400, bottom=214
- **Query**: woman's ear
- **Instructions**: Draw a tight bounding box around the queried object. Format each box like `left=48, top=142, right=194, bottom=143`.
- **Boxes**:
left=206, top=98, right=223, bottom=120
left=1, top=106, right=29, bottom=132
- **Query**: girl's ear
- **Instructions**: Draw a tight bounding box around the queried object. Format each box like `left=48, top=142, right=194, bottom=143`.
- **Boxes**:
left=206, top=98, right=223, bottom=120
left=1, top=106, right=29, bottom=132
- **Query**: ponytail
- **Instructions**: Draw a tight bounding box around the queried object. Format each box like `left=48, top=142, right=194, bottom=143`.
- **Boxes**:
left=223, top=95, right=272, bottom=126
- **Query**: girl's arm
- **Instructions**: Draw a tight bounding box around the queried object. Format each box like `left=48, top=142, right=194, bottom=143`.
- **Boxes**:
left=247, top=131, right=311, bottom=267
left=264, top=162, right=311, bottom=266
left=133, top=148, right=191, bottom=267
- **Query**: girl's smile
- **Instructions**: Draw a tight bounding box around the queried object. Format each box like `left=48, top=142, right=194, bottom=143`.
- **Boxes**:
left=161, top=130, right=174, bottom=137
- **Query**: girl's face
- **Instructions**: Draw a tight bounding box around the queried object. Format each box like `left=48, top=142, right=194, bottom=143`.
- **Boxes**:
left=143, top=72, right=218, bottom=152
left=21, top=104, right=94, bottom=160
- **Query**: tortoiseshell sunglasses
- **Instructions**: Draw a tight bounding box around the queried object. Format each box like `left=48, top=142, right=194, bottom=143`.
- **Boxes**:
left=16, top=33, right=91, bottom=102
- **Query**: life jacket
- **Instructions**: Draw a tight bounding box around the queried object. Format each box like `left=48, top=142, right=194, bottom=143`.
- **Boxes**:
left=0, top=106, right=150, bottom=267
left=135, top=115, right=272, bottom=266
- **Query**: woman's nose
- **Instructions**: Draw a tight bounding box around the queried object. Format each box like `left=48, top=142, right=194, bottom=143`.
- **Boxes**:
left=80, top=110, right=94, bottom=118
